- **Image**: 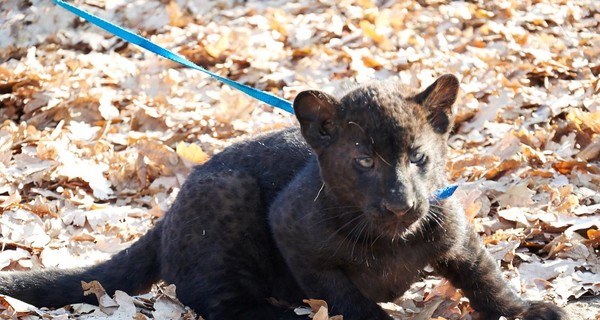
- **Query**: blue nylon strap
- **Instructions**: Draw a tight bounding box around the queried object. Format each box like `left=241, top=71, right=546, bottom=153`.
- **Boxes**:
left=51, top=0, right=294, bottom=114
left=430, top=184, right=458, bottom=202
left=51, top=0, right=457, bottom=201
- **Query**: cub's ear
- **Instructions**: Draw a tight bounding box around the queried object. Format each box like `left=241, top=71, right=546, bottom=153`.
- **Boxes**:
left=413, top=74, right=459, bottom=134
left=293, top=90, right=340, bottom=148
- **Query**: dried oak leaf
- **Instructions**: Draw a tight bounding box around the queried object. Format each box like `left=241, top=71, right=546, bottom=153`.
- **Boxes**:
left=457, top=188, right=483, bottom=223
left=495, top=183, right=534, bottom=208
left=552, top=160, right=597, bottom=175
left=301, top=299, right=342, bottom=320
left=151, top=284, right=192, bottom=319
left=82, top=280, right=119, bottom=315
left=303, top=299, right=328, bottom=314
left=358, top=20, right=393, bottom=50
left=178, top=40, right=228, bottom=68
left=166, top=1, right=193, bottom=28
left=176, top=141, right=210, bottom=167
left=586, top=229, right=600, bottom=248
left=314, top=306, right=329, bottom=320
left=483, top=159, right=522, bottom=180
left=0, top=67, right=41, bottom=95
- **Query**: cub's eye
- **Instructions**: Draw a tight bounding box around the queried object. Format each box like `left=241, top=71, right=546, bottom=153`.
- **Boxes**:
left=355, top=156, right=374, bottom=169
left=409, top=151, right=426, bottom=165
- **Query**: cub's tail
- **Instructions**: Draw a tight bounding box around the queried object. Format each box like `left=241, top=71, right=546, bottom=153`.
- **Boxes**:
left=0, top=221, right=162, bottom=308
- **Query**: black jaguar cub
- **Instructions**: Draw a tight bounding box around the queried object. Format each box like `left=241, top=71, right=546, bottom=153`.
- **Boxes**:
left=0, top=75, right=565, bottom=320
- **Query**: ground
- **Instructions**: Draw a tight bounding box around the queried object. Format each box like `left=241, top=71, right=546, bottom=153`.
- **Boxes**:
left=0, top=0, right=599, bottom=319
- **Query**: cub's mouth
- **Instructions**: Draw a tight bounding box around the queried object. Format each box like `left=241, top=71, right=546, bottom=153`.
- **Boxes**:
left=365, top=203, right=430, bottom=240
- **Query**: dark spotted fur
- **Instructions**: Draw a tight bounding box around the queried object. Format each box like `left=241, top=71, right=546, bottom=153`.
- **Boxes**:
left=0, top=75, right=565, bottom=320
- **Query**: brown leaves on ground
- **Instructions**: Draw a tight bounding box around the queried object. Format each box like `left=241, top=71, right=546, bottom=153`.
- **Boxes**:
left=297, top=299, right=343, bottom=320
left=0, top=281, right=197, bottom=320
left=1, top=0, right=599, bottom=319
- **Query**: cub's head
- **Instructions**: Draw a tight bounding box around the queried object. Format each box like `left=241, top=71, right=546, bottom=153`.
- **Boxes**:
left=293, top=74, right=459, bottom=240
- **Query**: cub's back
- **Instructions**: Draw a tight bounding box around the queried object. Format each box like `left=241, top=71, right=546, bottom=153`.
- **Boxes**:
left=199, top=127, right=313, bottom=204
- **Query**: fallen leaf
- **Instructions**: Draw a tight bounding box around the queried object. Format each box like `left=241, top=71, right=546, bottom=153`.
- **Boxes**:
left=496, top=183, right=535, bottom=208
left=176, top=141, right=210, bottom=166
left=82, top=281, right=119, bottom=315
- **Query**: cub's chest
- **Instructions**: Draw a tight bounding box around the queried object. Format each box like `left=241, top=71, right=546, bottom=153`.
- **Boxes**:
left=342, top=245, right=433, bottom=302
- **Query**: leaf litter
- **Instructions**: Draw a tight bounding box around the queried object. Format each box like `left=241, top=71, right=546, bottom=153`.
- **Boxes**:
left=1, top=0, right=599, bottom=319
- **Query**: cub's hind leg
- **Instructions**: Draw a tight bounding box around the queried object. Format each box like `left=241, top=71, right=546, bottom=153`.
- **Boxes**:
left=158, top=170, right=304, bottom=319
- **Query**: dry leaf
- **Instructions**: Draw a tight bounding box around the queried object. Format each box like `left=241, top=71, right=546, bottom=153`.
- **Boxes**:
left=313, top=306, right=329, bottom=320
left=496, top=183, right=534, bottom=208
left=82, top=280, right=119, bottom=315
left=176, top=141, right=210, bottom=166
left=303, top=299, right=328, bottom=313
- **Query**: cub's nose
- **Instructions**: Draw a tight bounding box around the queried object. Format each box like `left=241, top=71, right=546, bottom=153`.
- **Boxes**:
left=383, top=199, right=415, bottom=217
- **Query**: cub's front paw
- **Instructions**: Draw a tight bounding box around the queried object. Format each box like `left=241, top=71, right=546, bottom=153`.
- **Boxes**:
left=520, top=302, right=567, bottom=320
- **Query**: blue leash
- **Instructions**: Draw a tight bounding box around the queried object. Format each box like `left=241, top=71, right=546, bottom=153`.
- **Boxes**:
left=50, top=0, right=457, bottom=201
left=51, top=0, right=294, bottom=114
left=431, top=184, right=458, bottom=202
